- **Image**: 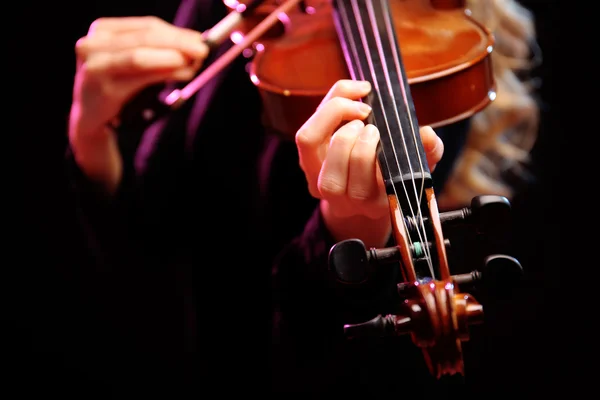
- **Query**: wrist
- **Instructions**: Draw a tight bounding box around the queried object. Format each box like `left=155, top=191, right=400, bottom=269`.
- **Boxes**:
left=320, top=200, right=391, bottom=248
left=70, top=126, right=122, bottom=195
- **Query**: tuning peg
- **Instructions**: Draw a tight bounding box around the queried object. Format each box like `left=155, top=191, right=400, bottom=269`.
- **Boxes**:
left=438, top=195, right=512, bottom=233
left=402, top=196, right=512, bottom=241
left=329, top=239, right=450, bottom=284
left=452, top=254, right=524, bottom=296
left=469, top=195, right=512, bottom=236
left=328, top=239, right=371, bottom=284
left=482, top=254, right=524, bottom=288
left=328, top=239, right=402, bottom=284
left=343, top=314, right=404, bottom=339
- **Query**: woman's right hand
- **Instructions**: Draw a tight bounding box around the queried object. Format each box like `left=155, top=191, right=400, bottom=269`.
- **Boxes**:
left=69, top=16, right=209, bottom=193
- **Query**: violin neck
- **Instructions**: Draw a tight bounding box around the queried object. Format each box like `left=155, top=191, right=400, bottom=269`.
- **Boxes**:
left=332, top=0, right=432, bottom=204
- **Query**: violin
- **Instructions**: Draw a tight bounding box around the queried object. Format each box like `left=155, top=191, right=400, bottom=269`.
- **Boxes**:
left=242, top=0, right=524, bottom=378
left=114, top=0, right=525, bottom=379
left=248, top=0, right=496, bottom=137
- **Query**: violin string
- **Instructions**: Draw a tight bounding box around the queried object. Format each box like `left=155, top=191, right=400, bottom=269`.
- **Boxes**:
left=338, top=0, right=404, bottom=233
left=366, top=0, right=434, bottom=277
left=378, top=0, right=434, bottom=275
left=345, top=0, right=434, bottom=278
left=336, top=1, right=401, bottom=227
left=353, top=0, right=423, bottom=254
left=339, top=0, right=418, bottom=268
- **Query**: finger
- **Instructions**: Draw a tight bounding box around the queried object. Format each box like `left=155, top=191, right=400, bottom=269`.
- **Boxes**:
left=420, top=126, right=444, bottom=171
left=85, top=48, right=195, bottom=76
left=317, top=120, right=363, bottom=201
left=296, top=98, right=372, bottom=182
left=318, top=79, right=372, bottom=109
left=77, top=26, right=208, bottom=61
left=76, top=31, right=111, bottom=70
left=110, top=65, right=198, bottom=97
left=88, top=16, right=167, bottom=35
left=72, top=65, right=197, bottom=133
left=346, top=124, right=386, bottom=218
left=374, top=163, right=386, bottom=194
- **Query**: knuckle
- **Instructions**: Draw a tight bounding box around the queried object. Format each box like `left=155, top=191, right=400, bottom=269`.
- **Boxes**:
left=349, top=143, right=370, bottom=164
left=145, top=15, right=165, bottom=27
left=295, top=126, right=313, bottom=147
left=88, top=17, right=108, bottom=34
left=330, top=128, right=357, bottom=147
left=327, top=96, right=349, bottom=110
left=307, top=183, right=321, bottom=199
left=74, top=36, right=89, bottom=55
left=333, top=79, right=353, bottom=93
left=81, top=58, right=102, bottom=76
left=319, top=177, right=345, bottom=197
left=129, top=49, right=147, bottom=68
left=348, top=187, right=370, bottom=202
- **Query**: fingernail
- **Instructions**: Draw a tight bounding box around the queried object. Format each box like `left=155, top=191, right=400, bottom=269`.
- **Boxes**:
left=358, top=81, right=371, bottom=91
left=356, top=101, right=371, bottom=114
left=348, top=120, right=365, bottom=130
left=359, top=124, right=378, bottom=141
left=436, top=135, right=444, bottom=149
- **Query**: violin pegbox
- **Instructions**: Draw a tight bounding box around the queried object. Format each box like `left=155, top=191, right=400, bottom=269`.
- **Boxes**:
left=330, top=195, right=524, bottom=377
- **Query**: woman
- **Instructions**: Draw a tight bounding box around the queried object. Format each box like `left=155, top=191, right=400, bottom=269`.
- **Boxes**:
left=66, top=0, right=539, bottom=394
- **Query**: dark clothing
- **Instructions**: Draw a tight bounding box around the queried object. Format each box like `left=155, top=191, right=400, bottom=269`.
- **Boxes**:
left=66, top=0, right=469, bottom=394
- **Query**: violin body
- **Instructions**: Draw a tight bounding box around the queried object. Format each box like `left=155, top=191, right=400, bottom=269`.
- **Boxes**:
left=248, top=0, right=495, bottom=136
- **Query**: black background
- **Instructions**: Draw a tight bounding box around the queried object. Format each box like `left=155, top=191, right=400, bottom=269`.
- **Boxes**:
left=10, top=0, right=575, bottom=395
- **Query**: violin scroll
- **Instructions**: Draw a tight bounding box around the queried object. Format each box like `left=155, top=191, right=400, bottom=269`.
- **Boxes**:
left=329, top=195, right=524, bottom=377
left=342, top=280, right=483, bottom=378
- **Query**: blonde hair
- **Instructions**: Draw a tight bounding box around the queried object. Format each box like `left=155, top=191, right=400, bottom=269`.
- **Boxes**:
left=438, top=0, right=541, bottom=209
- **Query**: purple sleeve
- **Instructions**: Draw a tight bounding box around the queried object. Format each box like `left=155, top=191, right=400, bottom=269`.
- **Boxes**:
left=271, top=205, right=402, bottom=385
left=64, top=146, right=141, bottom=268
